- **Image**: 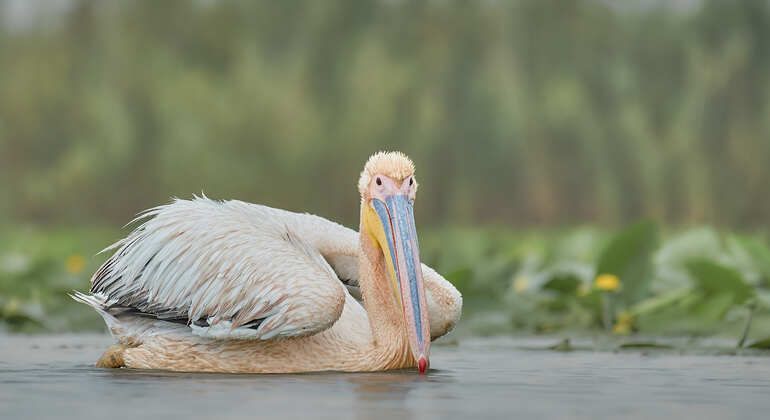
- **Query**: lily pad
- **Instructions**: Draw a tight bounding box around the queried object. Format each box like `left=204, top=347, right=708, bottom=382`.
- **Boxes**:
left=618, top=342, right=675, bottom=350
left=747, top=337, right=770, bottom=349
left=685, top=259, right=754, bottom=304
left=595, top=221, right=659, bottom=306
left=542, top=273, right=582, bottom=295
left=730, top=235, right=770, bottom=284
left=547, top=338, right=574, bottom=352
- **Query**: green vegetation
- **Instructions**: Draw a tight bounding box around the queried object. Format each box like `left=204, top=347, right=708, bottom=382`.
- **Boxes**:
left=421, top=223, right=770, bottom=347
left=0, top=226, right=113, bottom=332
left=2, top=223, right=770, bottom=350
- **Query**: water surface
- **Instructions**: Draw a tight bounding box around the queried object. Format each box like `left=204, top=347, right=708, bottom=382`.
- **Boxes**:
left=1, top=334, right=769, bottom=419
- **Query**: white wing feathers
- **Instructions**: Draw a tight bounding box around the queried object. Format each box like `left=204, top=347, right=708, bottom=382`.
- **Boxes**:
left=89, top=198, right=346, bottom=340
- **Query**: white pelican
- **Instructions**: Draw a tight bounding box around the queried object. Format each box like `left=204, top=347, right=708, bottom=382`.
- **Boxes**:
left=73, top=151, right=462, bottom=374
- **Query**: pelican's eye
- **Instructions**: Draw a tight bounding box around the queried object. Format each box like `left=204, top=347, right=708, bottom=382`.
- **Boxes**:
left=376, top=177, right=382, bottom=186
left=409, top=178, right=413, bottom=186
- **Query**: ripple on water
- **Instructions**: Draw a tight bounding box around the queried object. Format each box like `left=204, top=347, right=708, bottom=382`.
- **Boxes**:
left=1, top=334, right=770, bottom=420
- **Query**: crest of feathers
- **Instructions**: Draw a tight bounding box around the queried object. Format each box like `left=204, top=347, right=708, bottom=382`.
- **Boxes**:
left=358, top=151, right=417, bottom=195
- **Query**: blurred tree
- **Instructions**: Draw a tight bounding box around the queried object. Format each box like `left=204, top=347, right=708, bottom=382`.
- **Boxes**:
left=0, top=0, right=768, bottom=228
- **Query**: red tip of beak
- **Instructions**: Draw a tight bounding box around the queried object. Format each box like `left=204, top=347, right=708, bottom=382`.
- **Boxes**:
left=418, top=356, right=428, bottom=374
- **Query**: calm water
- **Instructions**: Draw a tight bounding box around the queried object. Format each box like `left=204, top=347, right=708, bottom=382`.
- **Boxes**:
left=1, top=334, right=770, bottom=419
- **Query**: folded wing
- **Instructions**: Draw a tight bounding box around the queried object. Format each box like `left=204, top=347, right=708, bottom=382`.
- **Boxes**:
left=89, top=198, right=346, bottom=340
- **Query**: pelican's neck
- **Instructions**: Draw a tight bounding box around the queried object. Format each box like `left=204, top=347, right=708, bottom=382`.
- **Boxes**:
left=357, top=202, right=411, bottom=366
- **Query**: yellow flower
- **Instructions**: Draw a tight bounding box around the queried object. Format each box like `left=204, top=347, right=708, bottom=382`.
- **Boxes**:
left=513, top=276, right=529, bottom=294
left=66, top=254, right=86, bottom=274
left=612, top=311, right=634, bottom=335
left=595, top=273, right=620, bottom=292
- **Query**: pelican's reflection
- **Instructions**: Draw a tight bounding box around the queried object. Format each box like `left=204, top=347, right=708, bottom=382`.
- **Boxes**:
left=349, top=369, right=454, bottom=420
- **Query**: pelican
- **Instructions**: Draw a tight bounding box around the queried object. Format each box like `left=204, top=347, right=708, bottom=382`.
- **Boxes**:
left=73, top=151, right=461, bottom=374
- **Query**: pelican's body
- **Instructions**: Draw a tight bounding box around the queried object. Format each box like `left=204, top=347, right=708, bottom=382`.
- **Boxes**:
left=74, top=152, right=461, bottom=373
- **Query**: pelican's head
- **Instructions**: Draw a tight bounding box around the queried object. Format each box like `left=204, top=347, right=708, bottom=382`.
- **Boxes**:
left=359, top=151, right=430, bottom=374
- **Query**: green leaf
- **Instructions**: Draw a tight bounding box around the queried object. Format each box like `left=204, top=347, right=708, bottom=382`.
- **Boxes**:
left=595, top=221, right=659, bottom=306
left=627, top=287, right=692, bottom=317
left=685, top=259, right=754, bottom=304
left=689, top=293, right=737, bottom=322
left=748, top=337, right=770, bottom=349
left=547, top=338, right=573, bottom=352
left=618, top=342, right=674, bottom=349
left=542, top=273, right=581, bottom=295
left=755, top=290, right=770, bottom=310
left=730, top=235, right=770, bottom=283
left=656, top=228, right=723, bottom=266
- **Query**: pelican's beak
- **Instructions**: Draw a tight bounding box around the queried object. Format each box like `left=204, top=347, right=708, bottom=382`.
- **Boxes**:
left=372, top=194, right=431, bottom=374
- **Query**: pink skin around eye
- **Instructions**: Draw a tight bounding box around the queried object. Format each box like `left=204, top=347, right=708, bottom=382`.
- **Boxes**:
left=371, top=176, right=414, bottom=201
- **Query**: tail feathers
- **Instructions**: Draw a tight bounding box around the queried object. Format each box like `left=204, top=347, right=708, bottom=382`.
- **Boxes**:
left=70, top=291, right=121, bottom=334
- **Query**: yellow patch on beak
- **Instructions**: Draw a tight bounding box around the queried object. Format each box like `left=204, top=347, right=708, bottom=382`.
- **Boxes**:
left=363, top=203, right=402, bottom=306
